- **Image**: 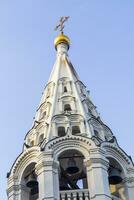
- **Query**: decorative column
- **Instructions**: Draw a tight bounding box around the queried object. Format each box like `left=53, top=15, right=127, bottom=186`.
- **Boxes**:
left=71, top=98, right=76, bottom=112
left=36, top=152, right=59, bottom=200
left=51, top=122, right=57, bottom=137
left=67, top=81, right=72, bottom=93
left=80, top=120, right=86, bottom=134
left=85, top=149, right=112, bottom=200
left=58, top=81, right=63, bottom=95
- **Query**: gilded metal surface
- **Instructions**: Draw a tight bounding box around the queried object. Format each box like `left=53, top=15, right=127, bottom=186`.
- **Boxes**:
left=54, top=34, right=70, bottom=48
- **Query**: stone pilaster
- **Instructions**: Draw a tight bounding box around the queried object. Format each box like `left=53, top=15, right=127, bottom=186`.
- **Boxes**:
left=36, top=152, right=59, bottom=200
left=7, top=175, right=19, bottom=200
left=85, top=149, right=112, bottom=200
left=7, top=175, right=30, bottom=200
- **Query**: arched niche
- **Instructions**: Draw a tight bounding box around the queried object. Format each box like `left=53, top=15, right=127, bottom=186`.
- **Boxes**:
left=38, top=134, right=44, bottom=144
left=39, top=101, right=51, bottom=120
left=61, top=96, right=76, bottom=113
left=58, top=77, right=72, bottom=95
left=63, top=86, right=67, bottom=93
left=64, top=104, right=72, bottom=111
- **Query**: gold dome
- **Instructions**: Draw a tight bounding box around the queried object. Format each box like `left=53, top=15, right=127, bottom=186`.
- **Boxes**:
left=54, top=34, right=70, bottom=49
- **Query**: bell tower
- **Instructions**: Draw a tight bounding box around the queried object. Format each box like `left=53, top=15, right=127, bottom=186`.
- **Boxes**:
left=7, top=18, right=134, bottom=200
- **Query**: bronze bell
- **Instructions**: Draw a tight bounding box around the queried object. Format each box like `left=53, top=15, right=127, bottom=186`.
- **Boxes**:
left=60, top=177, right=70, bottom=190
left=108, top=167, right=122, bottom=185
left=25, top=172, right=38, bottom=188
left=66, top=158, right=79, bottom=174
left=31, top=185, right=39, bottom=195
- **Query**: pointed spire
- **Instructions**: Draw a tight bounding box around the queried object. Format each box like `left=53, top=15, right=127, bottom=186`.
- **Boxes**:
left=24, top=19, right=114, bottom=149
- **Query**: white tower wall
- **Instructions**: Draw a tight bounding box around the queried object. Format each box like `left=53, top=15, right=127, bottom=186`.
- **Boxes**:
left=7, top=33, right=134, bottom=200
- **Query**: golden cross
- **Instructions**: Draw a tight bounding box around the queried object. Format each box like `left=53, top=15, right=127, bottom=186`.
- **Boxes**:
left=55, top=16, right=69, bottom=34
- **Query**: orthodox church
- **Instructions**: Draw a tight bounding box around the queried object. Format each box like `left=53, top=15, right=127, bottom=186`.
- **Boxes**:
left=7, top=18, right=134, bottom=200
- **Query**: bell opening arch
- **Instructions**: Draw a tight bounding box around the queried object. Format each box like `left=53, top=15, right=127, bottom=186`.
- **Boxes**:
left=107, top=157, right=127, bottom=200
left=20, top=162, right=39, bottom=200
left=58, top=149, right=88, bottom=191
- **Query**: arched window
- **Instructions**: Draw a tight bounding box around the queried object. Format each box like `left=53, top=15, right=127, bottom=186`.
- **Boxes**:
left=30, top=140, right=34, bottom=147
left=72, top=126, right=80, bottom=135
left=88, top=108, right=91, bottom=113
left=38, top=134, right=44, bottom=144
left=94, top=130, right=99, bottom=137
left=64, top=86, right=67, bottom=93
left=94, top=129, right=105, bottom=141
left=46, top=88, right=50, bottom=98
left=43, top=111, right=46, bottom=117
left=40, top=111, right=46, bottom=120
left=64, top=104, right=71, bottom=111
left=58, top=126, right=66, bottom=137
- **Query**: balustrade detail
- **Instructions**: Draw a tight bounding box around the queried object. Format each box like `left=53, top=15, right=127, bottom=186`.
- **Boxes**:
left=60, top=189, right=90, bottom=200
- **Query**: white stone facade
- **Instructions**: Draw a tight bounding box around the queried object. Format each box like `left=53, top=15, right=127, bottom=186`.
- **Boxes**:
left=7, top=37, right=134, bottom=200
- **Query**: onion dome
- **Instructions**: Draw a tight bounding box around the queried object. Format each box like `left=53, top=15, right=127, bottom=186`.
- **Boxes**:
left=54, top=34, right=70, bottom=50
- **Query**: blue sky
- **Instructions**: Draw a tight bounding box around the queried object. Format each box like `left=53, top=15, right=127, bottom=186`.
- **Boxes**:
left=0, top=1, right=134, bottom=199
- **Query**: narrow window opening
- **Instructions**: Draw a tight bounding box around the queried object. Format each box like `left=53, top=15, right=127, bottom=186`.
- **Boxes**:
left=30, top=140, right=34, bottom=147
left=94, top=130, right=99, bottom=137
left=38, top=134, right=44, bottom=144
left=72, top=126, right=80, bottom=135
left=64, top=86, right=67, bottom=92
left=43, top=111, right=46, bottom=116
left=58, top=126, right=66, bottom=137
left=40, top=111, right=46, bottom=120
left=88, top=108, right=91, bottom=113
left=64, top=104, right=71, bottom=111
left=46, top=88, right=50, bottom=98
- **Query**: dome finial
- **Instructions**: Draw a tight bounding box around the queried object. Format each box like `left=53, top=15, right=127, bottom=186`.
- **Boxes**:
left=54, top=16, right=70, bottom=49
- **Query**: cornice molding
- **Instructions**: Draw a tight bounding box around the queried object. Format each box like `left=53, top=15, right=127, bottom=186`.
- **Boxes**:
left=84, top=157, right=109, bottom=169
left=35, top=160, right=59, bottom=175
